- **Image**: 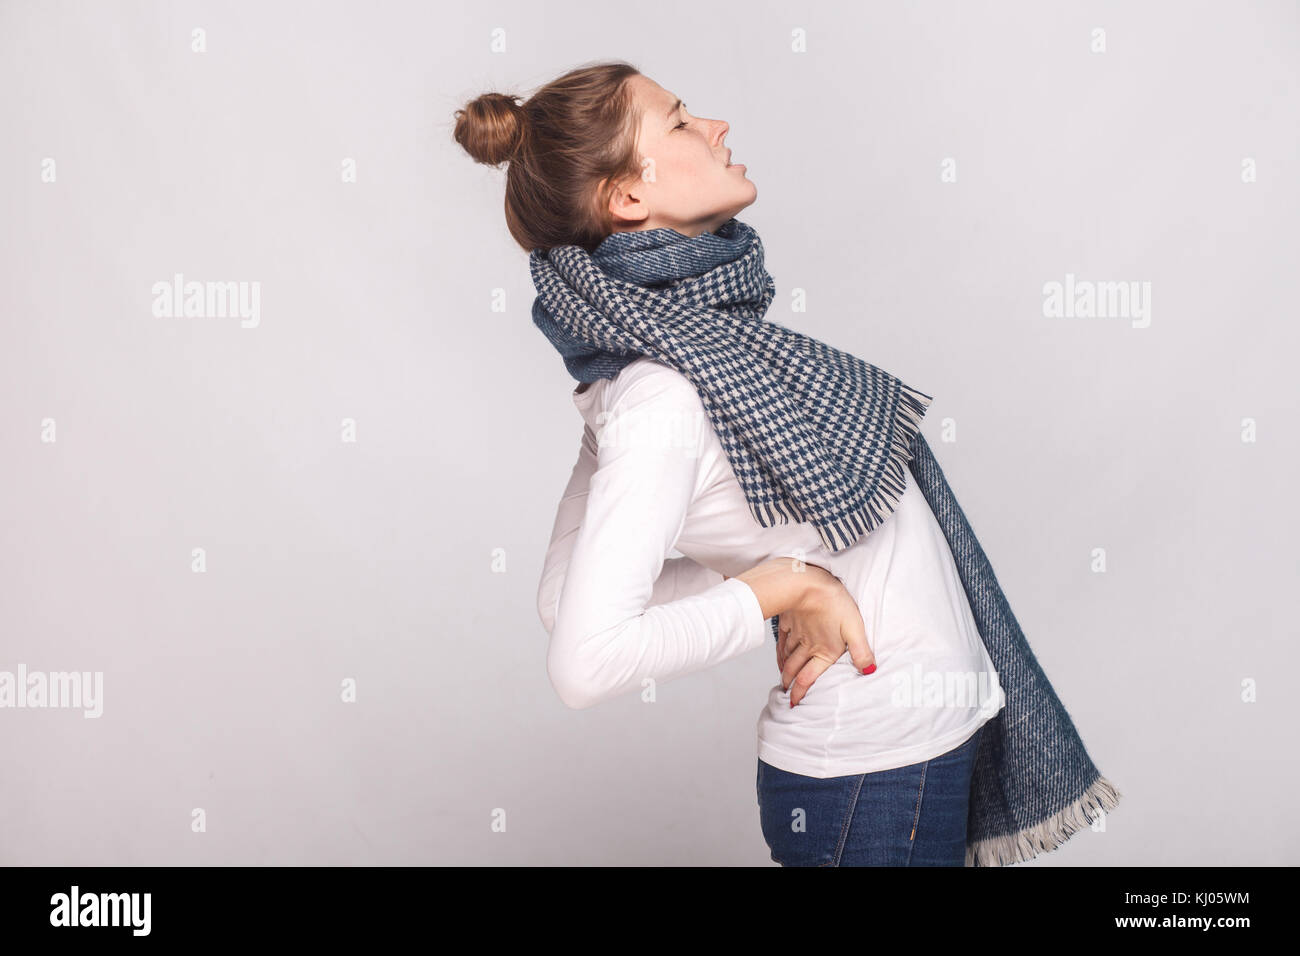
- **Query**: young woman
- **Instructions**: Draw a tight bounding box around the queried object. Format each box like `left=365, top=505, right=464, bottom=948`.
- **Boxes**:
left=453, top=62, right=1110, bottom=867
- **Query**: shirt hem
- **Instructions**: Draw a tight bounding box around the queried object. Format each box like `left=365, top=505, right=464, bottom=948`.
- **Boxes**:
left=756, top=705, right=1003, bottom=779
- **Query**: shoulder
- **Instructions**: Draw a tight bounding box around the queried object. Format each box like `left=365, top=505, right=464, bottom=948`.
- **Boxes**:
left=603, top=357, right=703, bottom=417
left=595, top=358, right=709, bottom=457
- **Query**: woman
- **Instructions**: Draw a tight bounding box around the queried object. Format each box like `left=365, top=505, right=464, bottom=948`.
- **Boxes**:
left=454, top=61, right=1118, bottom=866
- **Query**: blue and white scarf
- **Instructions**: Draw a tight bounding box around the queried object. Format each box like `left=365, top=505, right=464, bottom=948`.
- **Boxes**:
left=530, top=218, right=1121, bottom=866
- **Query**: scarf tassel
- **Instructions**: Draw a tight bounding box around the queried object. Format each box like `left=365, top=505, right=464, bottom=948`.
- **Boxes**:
left=966, top=773, right=1124, bottom=867
left=792, top=380, right=935, bottom=553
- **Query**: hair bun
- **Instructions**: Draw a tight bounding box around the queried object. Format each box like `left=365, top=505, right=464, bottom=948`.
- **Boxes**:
left=453, top=92, right=525, bottom=167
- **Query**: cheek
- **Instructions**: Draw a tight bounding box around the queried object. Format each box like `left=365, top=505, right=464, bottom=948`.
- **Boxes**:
left=644, top=141, right=705, bottom=184
left=666, top=152, right=723, bottom=197
left=645, top=155, right=698, bottom=197
left=639, top=137, right=679, bottom=180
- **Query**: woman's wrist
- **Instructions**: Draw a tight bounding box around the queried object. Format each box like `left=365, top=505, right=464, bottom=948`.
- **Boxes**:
left=786, top=561, right=839, bottom=614
left=733, top=557, right=837, bottom=620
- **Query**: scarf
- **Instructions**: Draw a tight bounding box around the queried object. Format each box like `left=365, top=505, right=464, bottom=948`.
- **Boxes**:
left=530, top=218, right=1122, bottom=866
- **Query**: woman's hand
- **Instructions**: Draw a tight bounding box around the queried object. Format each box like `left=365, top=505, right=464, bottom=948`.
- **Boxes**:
left=727, top=559, right=875, bottom=707
left=775, top=564, right=874, bottom=707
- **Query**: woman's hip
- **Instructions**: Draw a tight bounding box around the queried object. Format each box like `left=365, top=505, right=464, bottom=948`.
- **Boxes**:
left=755, top=724, right=983, bottom=866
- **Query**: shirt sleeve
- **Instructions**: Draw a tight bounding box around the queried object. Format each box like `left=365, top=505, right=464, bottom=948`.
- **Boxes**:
left=535, top=422, right=728, bottom=636
left=539, top=370, right=771, bottom=710
left=535, top=421, right=600, bottom=639
left=652, top=555, right=729, bottom=604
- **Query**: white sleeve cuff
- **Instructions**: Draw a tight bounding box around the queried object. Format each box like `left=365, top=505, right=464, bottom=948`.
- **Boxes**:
left=715, top=576, right=770, bottom=651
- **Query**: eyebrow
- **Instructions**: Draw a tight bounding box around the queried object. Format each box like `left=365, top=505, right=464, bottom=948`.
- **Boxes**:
left=666, top=98, right=684, bottom=120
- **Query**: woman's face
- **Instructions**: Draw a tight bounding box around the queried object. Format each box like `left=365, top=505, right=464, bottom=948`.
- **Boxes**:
left=606, top=74, right=757, bottom=237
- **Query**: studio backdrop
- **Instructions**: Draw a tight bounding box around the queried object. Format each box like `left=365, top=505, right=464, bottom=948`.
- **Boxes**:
left=2, top=0, right=1297, bottom=865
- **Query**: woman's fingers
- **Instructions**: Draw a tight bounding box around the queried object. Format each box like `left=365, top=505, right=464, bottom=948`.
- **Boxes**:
left=789, top=653, right=836, bottom=707
left=776, top=614, right=800, bottom=674
left=779, top=635, right=813, bottom=697
left=841, top=606, right=875, bottom=675
left=776, top=582, right=875, bottom=707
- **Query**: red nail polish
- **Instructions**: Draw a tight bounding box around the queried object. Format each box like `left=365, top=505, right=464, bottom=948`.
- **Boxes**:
left=862, top=664, right=876, bottom=675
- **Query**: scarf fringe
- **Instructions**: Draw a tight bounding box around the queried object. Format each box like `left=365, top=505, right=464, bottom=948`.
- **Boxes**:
left=965, top=774, right=1123, bottom=867
left=810, top=380, right=934, bottom=552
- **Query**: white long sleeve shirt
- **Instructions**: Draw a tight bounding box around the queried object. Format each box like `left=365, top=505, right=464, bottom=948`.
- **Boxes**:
left=537, top=356, right=1005, bottom=777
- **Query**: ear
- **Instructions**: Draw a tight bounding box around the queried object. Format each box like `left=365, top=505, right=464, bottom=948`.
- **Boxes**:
left=604, top=173, right=649, bottom=229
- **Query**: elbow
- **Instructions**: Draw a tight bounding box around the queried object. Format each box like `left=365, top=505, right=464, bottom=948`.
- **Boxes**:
left=548, top=671, right=600, bottom=712
left=551, top=681, right=598, bottom=712
left=547, top=646, right=599, bottom=710
left=546, top=625, right=612, bottom=711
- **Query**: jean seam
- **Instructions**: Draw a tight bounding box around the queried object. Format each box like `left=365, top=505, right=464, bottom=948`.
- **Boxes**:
left=905, top=762, right=928, bottom=867
left=826, top=772, right=867, bottom=867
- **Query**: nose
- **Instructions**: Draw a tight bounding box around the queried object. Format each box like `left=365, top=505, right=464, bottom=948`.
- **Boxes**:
left=713, top=119, right=730, bottom=145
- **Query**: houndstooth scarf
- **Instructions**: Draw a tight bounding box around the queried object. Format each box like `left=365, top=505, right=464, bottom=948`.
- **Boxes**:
left=530, top=217, right=1121, bottom=866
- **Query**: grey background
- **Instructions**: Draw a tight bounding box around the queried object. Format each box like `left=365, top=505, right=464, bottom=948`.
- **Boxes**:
left=2, top=0, right=1296, bottom=865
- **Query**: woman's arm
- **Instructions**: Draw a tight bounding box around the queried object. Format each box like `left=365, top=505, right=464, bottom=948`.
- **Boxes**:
left=535, top=421, right=724, bottom=637
left=539, top=370, right=799, bottom=710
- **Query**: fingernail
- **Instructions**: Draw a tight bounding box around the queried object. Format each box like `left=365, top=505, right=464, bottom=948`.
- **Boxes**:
left=862, top=664, right=876, bottom=675
left=789, top=699, right=795, bottom=708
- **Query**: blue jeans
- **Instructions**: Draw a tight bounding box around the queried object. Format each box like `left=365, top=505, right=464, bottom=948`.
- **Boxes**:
left=756, top=725, right=983, bottom=866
